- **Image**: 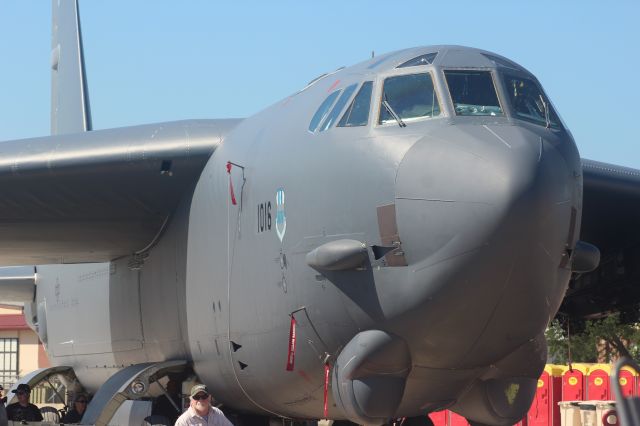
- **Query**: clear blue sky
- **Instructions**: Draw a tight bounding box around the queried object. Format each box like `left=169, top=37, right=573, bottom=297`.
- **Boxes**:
left=1, top=1, right=638, bottom=167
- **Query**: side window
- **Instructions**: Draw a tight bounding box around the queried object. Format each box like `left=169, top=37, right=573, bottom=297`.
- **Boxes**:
left=308, top=90, right=341, bottom=132
left=397, top=52, right=438, bottom=68
left=338, top=81, right=373, bottom=127
left=319, top=84, right=358, bottom=131
left=379, top=73, right=440, bottom=125
left=444, top=70, right=503, bottom=116
left=505, top=75, right=560, bottom=128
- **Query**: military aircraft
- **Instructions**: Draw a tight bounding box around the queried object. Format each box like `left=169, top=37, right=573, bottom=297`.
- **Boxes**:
left=1, top=1, right=637, bottom=425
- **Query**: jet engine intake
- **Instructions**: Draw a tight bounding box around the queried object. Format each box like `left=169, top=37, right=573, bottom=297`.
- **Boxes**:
left=332, top=330, right=411, bottom=425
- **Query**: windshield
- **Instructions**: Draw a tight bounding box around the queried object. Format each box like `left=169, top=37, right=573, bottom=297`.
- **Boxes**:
left=308, top=90, right=341, bottom=132
left=378, top=73, right=440, bottom=125
left=338, top=81, right=373, bottom=127
left=505, top=75, right=560, bottom=128
left=444, top=70, right=503, bottom=116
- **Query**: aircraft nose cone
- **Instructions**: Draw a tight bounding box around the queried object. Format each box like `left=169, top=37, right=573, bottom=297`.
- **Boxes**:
left=393, top=123, right=581, bottom=367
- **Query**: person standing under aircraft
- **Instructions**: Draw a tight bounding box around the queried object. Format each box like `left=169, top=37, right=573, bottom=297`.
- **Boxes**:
left=61, top=392, right=89, bottom=423
left=6, top=384, right=44, bottom=422
left=153, top=378, right=182, bottom=424
left=174, top=384, right=233, bottom=426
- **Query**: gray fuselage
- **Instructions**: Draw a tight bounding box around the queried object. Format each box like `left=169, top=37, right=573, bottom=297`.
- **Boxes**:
left=34, top=46, right=581, bottom=424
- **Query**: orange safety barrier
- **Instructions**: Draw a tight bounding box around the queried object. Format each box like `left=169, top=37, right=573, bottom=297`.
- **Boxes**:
left=587, top=364, right=611, bottom=400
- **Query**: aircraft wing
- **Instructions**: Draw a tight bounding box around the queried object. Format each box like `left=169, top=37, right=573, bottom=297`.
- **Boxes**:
left=560, top=159, right=640, bottom=320
left=0, top=119, right=240, bottom=266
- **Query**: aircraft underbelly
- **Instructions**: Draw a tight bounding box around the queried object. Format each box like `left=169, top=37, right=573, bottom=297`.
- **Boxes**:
left=32, top=197, right=194, bottom=393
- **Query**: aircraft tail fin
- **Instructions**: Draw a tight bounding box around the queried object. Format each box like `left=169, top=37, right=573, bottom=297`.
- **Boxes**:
left=50, top=0, right=92, bottom=135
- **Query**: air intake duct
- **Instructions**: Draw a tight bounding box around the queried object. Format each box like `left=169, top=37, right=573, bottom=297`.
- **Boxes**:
left=332, top=330, right=411, bottom=425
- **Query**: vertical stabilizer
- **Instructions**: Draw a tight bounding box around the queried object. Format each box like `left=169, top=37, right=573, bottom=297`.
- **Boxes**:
left=51, top=0, right=92, bottom=135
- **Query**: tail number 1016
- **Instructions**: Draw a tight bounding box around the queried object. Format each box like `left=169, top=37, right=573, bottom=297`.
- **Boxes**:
left=257, top=202, right=272, bottom=233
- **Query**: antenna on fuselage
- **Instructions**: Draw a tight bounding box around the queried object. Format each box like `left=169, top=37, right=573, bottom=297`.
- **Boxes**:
left=51, top=0, right=93, bottom=135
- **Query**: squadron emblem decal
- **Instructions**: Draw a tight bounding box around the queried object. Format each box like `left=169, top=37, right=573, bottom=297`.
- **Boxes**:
left=275, top=188, right=286, bottom=242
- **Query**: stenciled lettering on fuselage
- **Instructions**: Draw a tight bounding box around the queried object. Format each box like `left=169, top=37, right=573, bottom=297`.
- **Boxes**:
left=256, top=188, right=286, bottom=242
left=257, top=201, right=272, bottom=233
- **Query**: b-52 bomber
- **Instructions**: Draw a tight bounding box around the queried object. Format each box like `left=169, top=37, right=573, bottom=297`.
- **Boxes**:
left=1, top=1, right=639, bottom=425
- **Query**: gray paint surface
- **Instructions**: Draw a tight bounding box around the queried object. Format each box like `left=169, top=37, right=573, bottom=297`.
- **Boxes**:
left=50, top=0, right=91, bottom=134
left=3, top=2, right=638, bottom=425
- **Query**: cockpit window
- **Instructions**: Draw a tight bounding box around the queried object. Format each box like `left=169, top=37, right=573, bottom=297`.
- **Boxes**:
left=308, top=90, right=341, bottom=132
left=481, top=53, right=519, bottom=70
left=505, top=75, right=560, bottom=128
left=338, top=81, right=373, bottom=127
left=378, top=73, right=440, bottom=125
left=397, top=52, right=438, bottom=68
left=319, top=84, right=358, bottom=131
left=444, top=70, right=503, bottom=116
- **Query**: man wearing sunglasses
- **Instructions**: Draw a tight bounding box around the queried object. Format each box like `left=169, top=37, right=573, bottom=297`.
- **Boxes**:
left=61, top=392, right=89, bottom=423
left=6, top=383, right=43, bottom=422
left=175, top=384, right=233, bottom=426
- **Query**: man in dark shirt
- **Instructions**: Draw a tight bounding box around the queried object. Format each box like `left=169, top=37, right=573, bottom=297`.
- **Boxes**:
left=6, top=383, right=43, bottom=422
left=61, top=392, right=89, bottom=424
left=151, top=379, right=182, bottom=425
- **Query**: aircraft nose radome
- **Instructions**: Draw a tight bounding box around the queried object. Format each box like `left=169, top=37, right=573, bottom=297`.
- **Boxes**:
left=395, top=124, right=564, bottom=266
left=393, top=124, right=578, bottom=367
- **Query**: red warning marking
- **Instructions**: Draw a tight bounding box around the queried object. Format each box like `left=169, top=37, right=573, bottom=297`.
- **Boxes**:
left=323, top=363, right=330, bottom=418
left=286, top=315, right=297, bottom=371
left=226, top=162, right=237, bottom=205
left=327, top=79, right=340, bottom=92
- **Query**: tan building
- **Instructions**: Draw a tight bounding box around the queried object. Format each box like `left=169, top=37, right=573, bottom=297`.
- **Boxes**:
left=0, top=305, right=49, bottom=390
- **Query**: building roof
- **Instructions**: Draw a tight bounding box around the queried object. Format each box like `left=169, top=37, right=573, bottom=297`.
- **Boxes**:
left=0, top=314, right=29, bottom=330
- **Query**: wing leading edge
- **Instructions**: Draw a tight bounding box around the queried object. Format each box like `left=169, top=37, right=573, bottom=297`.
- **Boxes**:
left=560, top=159, right=640, bottom=321
left=0, top=119, right=240, bottom=266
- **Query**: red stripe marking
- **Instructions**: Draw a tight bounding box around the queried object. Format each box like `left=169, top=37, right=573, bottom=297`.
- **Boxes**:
left=286, top=316, right=297, bottom=371
left=327, top=79, right=340, bottom=92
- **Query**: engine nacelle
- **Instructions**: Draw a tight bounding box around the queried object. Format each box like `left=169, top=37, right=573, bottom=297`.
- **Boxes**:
left=332, top=330, right=411, bottom=425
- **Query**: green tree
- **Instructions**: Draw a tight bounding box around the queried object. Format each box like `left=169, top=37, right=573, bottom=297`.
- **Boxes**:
left=546, top=314, right=640, bottom=363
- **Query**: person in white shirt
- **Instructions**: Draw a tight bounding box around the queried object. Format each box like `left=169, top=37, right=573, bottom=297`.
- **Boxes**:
left=174, top=384, right=233, bottom=426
